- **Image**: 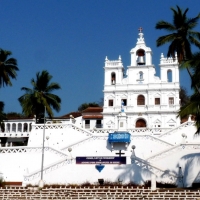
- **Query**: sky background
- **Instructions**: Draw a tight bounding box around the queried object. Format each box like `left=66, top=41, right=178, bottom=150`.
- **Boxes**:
left=0, top=0, right=199, bottom=116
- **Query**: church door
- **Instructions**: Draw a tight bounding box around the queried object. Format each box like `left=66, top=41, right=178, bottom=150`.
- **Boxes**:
left=136, top=119, right=146, bottom=128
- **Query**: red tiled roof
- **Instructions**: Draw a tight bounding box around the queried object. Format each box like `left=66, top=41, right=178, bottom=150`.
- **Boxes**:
left=82, top=115, right=103, bottom=119
left=82, top=107, right=103, bottom=113
left=60, top=112, right=82, bottom=119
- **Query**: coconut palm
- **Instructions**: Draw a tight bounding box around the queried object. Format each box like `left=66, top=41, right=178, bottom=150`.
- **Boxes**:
left=155, top=5, right=200, bottom=63
left=0, top=49, right=19, bottom=87
left=183, top=52, right=200, bottom=89
left=0, top=101, right=6, bottom=131
left=18, top=70, right=61, bottom=123
left=179, top=52, right=200, bottom=133
left=178, top=92, right=200, bottom=133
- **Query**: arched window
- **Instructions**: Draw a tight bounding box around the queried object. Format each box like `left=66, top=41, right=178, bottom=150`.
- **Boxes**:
left=139, top=71, right=143, bottom=80
left=6, top=123, right=11, bottom=132
left=111, top=72, right=116, bottom=85
left=167, top=69, right=172, bottom=82
left=12, top=123, right=16, bottom=132
left=18, top=123, right=22, bottom=132
left=23, top=123, right=28, bottom=132
left=136, top=119, right=146, bottom=128
left=29, top=123, right=32, bottom=132
left=137, top=95, right=145, bottom=105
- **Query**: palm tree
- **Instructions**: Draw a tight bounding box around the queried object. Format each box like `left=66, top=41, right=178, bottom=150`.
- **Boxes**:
left=183, top=52, right=200, bottom=89
left=156, top=5, right=200, bottom=63
left=18, top=70, right=61, bottom=123
left=179, top=52, right=200, bottom=133
left=0, top=49, right=19, bottom=87
left=178, top=92, right=200, bottom=133
left=0, top=101, right=6, bottom=132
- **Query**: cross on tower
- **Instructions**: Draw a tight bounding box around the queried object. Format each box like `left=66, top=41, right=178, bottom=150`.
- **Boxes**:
left=138, top=27, right=143, bottom=33
left=115, top=150, right=125, bottom=157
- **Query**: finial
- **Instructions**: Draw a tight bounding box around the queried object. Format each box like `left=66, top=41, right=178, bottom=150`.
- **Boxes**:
left=138, top=27, right=143, bottom=33
left=105, top=56, right=108, bottom=61
left=118, top=55, right=121, bottom=60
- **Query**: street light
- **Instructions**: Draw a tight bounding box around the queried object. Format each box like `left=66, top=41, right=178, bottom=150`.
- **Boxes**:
left=39, top=106, right=46, bottom=188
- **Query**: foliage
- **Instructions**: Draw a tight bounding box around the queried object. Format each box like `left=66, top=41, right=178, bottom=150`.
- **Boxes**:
left=78, top=102, right=100, bottom=112
left=6, top=112, right=25, bottom=119
left=144, top=180, right=177, bottom=188
left=179, top=87, right=190, bottom=107
left=155, top=5, right=200, bottom=63
left=0, top=177, right=5, bottom=187
left=0, top=48, right=19, bottom=87
left=182, top=52, right=200, bottom=90
left=0, top=102, right=6, bottom=131
left=178, top=92, right=200, bottom=133
left=18, top=70, right=61, bottom=123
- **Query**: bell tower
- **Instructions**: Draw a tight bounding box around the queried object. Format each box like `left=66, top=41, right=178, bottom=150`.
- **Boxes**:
left=130, top=27, right=152, bottom=67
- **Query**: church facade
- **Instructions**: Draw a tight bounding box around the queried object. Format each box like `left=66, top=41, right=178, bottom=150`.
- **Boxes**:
left=103, top=30, right=180, bottom=130
left=0, top=30, right=200, bottom=188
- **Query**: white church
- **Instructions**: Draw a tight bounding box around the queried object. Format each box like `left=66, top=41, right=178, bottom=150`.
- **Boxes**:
left=0, top=30, right=200, bottom=188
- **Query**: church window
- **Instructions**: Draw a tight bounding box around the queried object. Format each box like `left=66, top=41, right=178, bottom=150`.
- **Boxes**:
left=169, top=97, right=174, bottom=105
left=139, top=71, right=143, bottom=79
left=111, top=73, right=116, bottom=85
left=96, top=120, right=102, bottom=128
left=122, top=99, right=127, bottom=106
left=108, top=99, right=113, bottom=106
left=85, top=120, right=90, bottom=129
left=137, top=95, right=145, bottom=105
left=155, top=98, right=160, bottom=105
left=167, top=70, right=172, bottom=82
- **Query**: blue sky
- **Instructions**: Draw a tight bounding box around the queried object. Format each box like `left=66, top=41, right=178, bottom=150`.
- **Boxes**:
left=0, top=0, right=199, bottom=116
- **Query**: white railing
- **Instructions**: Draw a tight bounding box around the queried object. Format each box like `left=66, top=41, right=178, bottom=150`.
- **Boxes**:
left=24, top=157, right=73, bottom=181
left=61, top=135, right=108, bottom=152
left=131, top=156, right=177, bottom=183
left=131, top=135, right=174, bottom=147
left=146, top=143, right=200, bottom=162
left=0, top=146, right=68, bottom=158
left=159, top=121, right=195, bottom=138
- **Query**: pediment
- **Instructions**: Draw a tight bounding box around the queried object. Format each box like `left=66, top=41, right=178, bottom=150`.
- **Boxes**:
left=154, top=93, right=161, bottom=97
left=106, top=120, right=115, bottom=125
left=106, top=94, right=115, bottom=99
left=153, top=119, right=161, bottom=123
left=167, top=119, right=176, bottom=123
left=167, top=92, right=175, bottom=96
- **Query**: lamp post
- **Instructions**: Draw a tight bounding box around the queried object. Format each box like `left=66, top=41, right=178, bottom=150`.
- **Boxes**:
left=39, top=106, right=46, bottom=188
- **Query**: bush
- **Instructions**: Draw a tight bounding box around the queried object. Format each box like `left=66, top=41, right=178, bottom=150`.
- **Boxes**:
left=0, top=177, right=5, bottom=187
left=144, top=180, right=177, bottom=188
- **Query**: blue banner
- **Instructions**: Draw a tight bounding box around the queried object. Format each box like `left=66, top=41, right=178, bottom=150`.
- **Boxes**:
left=108, top=132, right=131, bottom=143
left=76, top=156, right=126, bottom=164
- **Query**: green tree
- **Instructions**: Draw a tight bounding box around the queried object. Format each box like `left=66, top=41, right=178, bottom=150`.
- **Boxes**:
left=179, top=86, right=190, bottom=107
left=178, top=92, right=200, bottom=133
left=155, top=5, right=200, bottom=63
left=156, top=6, right=200, bottom=93
left=78, top=102, right=100, bottom=112
left=6, top=112, right=25, bottom=119
left=0, top=49, right=19, bottom=87
left=18, top=70, right=61, bottom=123
left=0, top=101, right=6, bottom=132
left=179, top=52, right=200, bottom=133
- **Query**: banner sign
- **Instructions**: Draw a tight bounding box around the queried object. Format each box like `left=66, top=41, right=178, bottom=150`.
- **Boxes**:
left=76, top=156, right=126, bottom=164
left=108, top=132, right=131, bottom=143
